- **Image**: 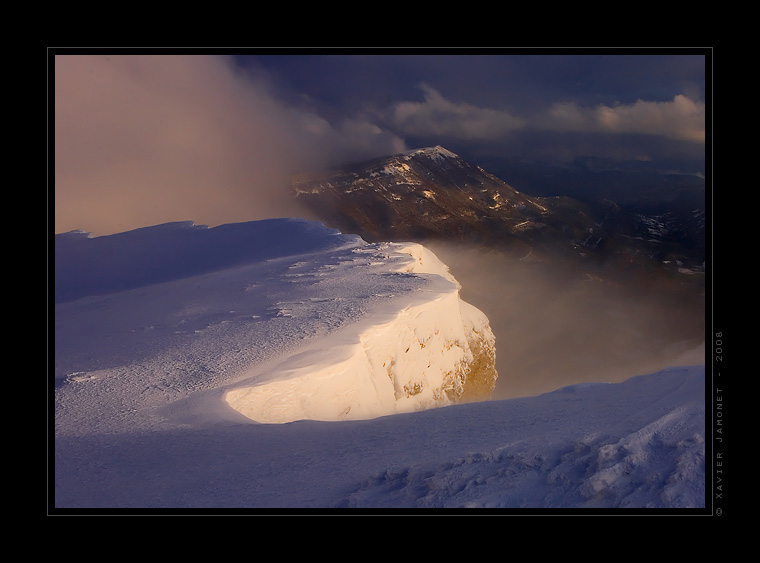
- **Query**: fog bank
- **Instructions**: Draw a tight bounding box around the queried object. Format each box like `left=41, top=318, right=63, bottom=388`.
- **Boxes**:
left=54, top=54, right=405, bottom=237
left=427, top=242, right=705, bottom=400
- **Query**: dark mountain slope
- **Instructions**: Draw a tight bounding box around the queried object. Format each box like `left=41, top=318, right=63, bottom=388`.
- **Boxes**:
left=292, top=146, right=705, bottom=284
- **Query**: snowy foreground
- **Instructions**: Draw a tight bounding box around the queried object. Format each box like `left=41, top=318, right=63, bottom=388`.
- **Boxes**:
left=53, top=219, right=706, bottom=511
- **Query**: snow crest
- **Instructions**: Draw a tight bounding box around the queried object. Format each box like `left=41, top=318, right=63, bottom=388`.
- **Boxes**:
left=224, top=242, right=497, bottom=423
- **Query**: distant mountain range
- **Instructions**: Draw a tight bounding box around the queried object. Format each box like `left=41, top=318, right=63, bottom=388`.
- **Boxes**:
left=291, top=146, right=706, bottom=285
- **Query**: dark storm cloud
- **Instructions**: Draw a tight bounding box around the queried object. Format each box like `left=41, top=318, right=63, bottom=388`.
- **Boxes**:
left=244, top=51, right=707, bottom=166
left=245, top=52, right=705, bottom=113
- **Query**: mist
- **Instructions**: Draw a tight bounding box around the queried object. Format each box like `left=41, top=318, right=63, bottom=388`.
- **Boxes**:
left=54, top=54, right=405, bottom=237
left=426, top=242, right=705, bottom=400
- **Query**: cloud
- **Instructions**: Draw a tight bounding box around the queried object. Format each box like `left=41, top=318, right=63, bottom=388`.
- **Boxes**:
left=543, top=94, right=705, bottom=142
left=54, top=54, right=405, bottom=236
left=383, top=84, right=704, bottom=149
left=302, top=112, right=409, bottom=160
left=387, top=84, right=525, bottom=140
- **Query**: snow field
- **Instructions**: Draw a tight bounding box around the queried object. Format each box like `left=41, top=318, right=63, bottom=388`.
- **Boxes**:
left=53, top=219, right=706, bottom=510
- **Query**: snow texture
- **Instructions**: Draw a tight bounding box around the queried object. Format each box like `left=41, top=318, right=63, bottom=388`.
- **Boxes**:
left=53, top=218, right=705, bottom=511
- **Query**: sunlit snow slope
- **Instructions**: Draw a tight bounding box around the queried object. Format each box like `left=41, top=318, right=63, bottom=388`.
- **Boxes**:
left=225, top=242, right=496, bottom=423
left=54, top=218, right=497, bottom=428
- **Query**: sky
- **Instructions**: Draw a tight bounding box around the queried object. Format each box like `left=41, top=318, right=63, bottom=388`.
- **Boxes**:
left=51, top=48, right=708, bottom=237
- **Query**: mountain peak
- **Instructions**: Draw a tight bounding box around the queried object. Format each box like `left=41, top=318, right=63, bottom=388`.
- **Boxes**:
left=403, top=145, right=460, bottom=161
left=291, top=145, right=562, bottom=248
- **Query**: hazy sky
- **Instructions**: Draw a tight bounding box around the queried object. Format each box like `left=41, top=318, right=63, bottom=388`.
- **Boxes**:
left=52, top=48, right=708, bottom=236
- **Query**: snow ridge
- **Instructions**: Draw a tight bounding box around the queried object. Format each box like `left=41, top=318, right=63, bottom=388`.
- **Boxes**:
left=224, top=241, right=497, bottom=423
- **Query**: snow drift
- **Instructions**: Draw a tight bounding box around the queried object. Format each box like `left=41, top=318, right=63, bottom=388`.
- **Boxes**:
left=224, top=242, right=497, bottom=423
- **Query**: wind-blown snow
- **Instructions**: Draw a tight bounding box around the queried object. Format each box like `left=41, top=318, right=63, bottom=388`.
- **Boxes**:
left=53, top=218, right=705, bottom=511
left=224, top=240, right=496, bottom=424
